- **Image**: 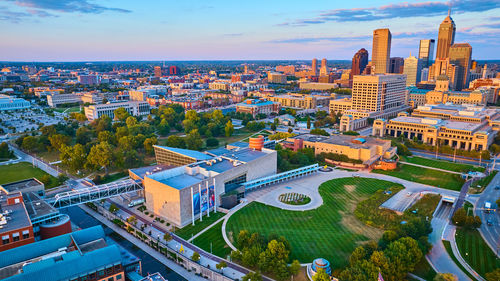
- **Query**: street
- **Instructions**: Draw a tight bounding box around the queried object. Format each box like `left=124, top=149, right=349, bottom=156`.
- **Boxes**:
left=474, top=172, right=500, bottom=256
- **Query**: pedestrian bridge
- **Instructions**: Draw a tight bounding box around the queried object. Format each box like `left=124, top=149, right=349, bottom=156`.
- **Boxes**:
left=242, top=164, right=319, bottom=192
left=47, top=179, right=142, bottom=208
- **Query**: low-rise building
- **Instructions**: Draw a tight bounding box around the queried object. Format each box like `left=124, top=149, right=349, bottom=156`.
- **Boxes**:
left=299, top=82, right=338, bottom=91
left=0, top=192, right=35, bottom=252
left=84, top=101, right=150, bottom=121
left=46, top=93, right=81, bottom=107
left=236, top=99, right=280, bottom=117
left=329, top=98, right=352, bottom=114
left=267, top=93, right=331, bottom=109
left=0, top=95, right=30, bottom=111
left=267, top=72, right=287, bottom=84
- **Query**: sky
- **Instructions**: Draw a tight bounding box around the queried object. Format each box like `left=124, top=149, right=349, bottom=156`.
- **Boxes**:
left=0, top=0, right=500, bottom=61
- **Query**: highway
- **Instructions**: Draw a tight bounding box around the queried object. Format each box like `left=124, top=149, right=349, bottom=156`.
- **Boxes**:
left=474, top=172, right=500, bottom=257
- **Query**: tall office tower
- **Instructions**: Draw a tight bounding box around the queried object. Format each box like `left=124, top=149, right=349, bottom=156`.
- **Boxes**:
left=372, top=28, right=392, bottom=74
left=421, top=68, right=429, bottom=82
left=418, top=39, right=435, bottom=68
left=319, top=58, right=328, bottom=76
left=311, top=58, right=318, bottom=76
left=154, top=66, right=162, bottom=77
left=449, top=43, right=472, bottom=90
left=351, top=48, right=369, bottom=78
left=351, top=74, right=406, bottom=112
left=436, top=10, right=456, bottom=59
left=389, top=57, right=404, bottom=73
left=244, top=64, right=249, bottom=74
left=403, top=54, right=423, bottom=86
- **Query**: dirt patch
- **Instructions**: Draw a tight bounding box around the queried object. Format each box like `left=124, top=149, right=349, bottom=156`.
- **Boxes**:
left=293, top=266, right=309, bottom=281
left=344, top=185, right=356, bottom=193
left=340, top=211, right=383, bottom=241
left=227, top=231, right=234, bottom=244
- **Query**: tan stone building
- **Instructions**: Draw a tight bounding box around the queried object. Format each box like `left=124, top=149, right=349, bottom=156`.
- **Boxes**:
left=329, top=98, right=352, bottom=114
left=267, top=93, right=331, bottom=109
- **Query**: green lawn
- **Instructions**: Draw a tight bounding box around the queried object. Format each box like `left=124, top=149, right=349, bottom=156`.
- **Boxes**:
left=0, top=162, right=60, bottom=188
left=442, top=240, right=478, bottom=281
left=401, top=156, right=485, bottom=173
left=405, top=194, right=442, bottom=220
left=54, top=106, right=81, bottom=113
left=455, top=228, right=500, bottom=278
left=225, top=177, right=400, bottom=268
left=174, top=212, right=225, bottom=240
left=192, top=221, right=232, bottom=259
left=471, top=170, right=498, bottom=192
left=373, top=164, right=464, bottom=191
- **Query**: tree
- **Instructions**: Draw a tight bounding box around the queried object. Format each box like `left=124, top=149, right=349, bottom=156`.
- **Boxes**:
left=310, top=128, right=329, bottom=136
left=191, top=251, right=200, bottom=262
left=486, top=268, right=500, bottom=281
left=289, top=259, right=301, bottom=276
left=143, top=137, right=158, bottom=155
left=206, top=137, right=219, bottom=147
left=242, top=271, right=262, bottom=281
left=87, top=142, right=114, bottom=173
left=0, top=142, right=14, bottom=160
left=186, top=129, right=203, bottom=150
left=237, top=230, right=251, bottom=249
left=60, top=144, right=87, bottom=172
left=343, top=130, right=360, bottom=136
left=270, top=123, right=277, bottom=131
left=157, top=119, right=170, bottom=136
left=166, top=135, right=186, bottom=148
left=163, top=232, right=172, bottom=241
left=127, top=216, right=137, bottom=225
left=114, top=107, right=130, bottom=121
left=109, top=203, right=119, bottom=213
left=307, top=116, right=311, bottom=129
left=434, top=273, right=458, bottom=281
left=21, top=136, right=38, bottom=152
left=98, top=130, right=115, bottom=145
left=452, top=208, right=467, bottom=226
left=288, top=127, right=293, bottom=133
left=312, top=268, right=330, bottom=281
left=225, top=120, right=234, bottom=137
left=216, top=261, right=227, bottom=273
left=126, top=116, right=137, bottom=128
left=76, top=127, right=92, bottom=144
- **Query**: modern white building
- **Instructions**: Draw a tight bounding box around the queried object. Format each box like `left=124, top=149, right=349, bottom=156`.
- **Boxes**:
left=47, top=93, right=81, bottom=107
left=84, top=101, right=150, bottom=121
left=403, top=54, right=423, bottom=86
left=0, top=95, right=31, bottom=111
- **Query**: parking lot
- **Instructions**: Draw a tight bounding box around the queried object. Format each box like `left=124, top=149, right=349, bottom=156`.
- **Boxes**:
left=0, top=107, right=65, bottom=134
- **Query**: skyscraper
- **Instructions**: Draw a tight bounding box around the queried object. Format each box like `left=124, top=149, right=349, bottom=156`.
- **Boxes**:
left=351, top=48, right=369, bottom=78
left=403, top=54, right=423, bottom=86
left=449, top=43, right=472, bottom=90
left=351, top=74, right=406, bottom=112
left=311, top=58, right=318, bottom=76
left=372, top=28, right=392, bottom=74
left=436, top=10, right=456, bottom=59
left=418, top=39, right=435, bottom=68
left=154, top=66, right=162, bottom=77
left=389, top=57, right=404, bottom=74
left=320, top=58, right=328, bottom=76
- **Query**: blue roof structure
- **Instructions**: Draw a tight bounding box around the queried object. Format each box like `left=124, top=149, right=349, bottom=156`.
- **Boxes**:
left=154, top=145, right=213, bottom=160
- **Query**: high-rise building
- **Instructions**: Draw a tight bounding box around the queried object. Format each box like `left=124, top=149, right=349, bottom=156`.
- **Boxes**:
left=421, top=68, right=429, bottom=82
left=372, top=28, right=392, bottom=74
left=351, top=48, right=369, bottom=78
left=403, top=54, right=423, bottom=86
left=389, top=57, right=404, bottom=73
left=311, top=58, right=318, bottom=76
left=320, top=58, right=328, bottom=76
left=436, top=10, right=456, bottom=59
left=351, top=74, right=406, bottom=112
left=169, top=66, right=179, bottom=75
left=449, top=43, right=472, bottom=90
left=154, top=66, right=162, bottom=77
left=418, top=39, right=435, bottom=68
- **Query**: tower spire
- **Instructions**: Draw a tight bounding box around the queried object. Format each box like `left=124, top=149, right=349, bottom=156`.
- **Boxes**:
left=448, top=8, right=451, bottom=17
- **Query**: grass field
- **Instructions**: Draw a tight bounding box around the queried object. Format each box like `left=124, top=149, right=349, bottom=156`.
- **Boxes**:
left=225, top=177, right=400, bottom=268
left=0, top=162, right=59, bottom=188
left=174, top=212, right=225, bottom=240
left=54, top=106, right=81, bottom=113
left=401, top=156, right=485, bottom=173
left=192, top=221, right=232, bottom=259
left=373, top=163, right=464, bottom=191
left=405, top=194, right=442, bottom=220
left=470, top=170, right=498, bottom=193
left=455, top=228, right=500, bottom=278
left=442, top=240, right=478, bottom=281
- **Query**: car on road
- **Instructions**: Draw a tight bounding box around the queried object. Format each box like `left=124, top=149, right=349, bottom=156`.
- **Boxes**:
left=487, top=219, right=493, bottom=226
left=495, top=185, right=499, bottom=190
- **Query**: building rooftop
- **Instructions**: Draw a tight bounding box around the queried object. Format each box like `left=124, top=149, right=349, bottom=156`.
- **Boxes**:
left=390, top=116, right=486, bottom=132
left=0, top=178, right=44, bottom=194
left=154, top=145, right=213, bottom=161
left=158, top=173, right=205, bottom=190
left=129, top=164, right=176, bottom=181
left=0, top=200, right=31, bottom=233
left=291, top=134, right=389, bottom=149
left=22, top=191, right=58, bottom=219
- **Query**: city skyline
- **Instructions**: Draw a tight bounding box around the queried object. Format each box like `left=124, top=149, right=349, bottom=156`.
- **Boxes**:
left=0, top=0, right=500, bottom=61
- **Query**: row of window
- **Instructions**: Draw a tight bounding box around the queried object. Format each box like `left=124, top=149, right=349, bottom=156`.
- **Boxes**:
left=2, top=230, right=30, bottom=245
left=70, top=265, right=122, bottom=281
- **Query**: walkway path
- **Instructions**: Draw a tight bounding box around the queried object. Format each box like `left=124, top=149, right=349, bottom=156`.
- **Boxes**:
left=399, top=161, right=463, bottom=174
left=78, top=204, right=206, bottom=281
left=446, top=225, right=485, bottom=281
left=221, top=201, right=248, bottom=252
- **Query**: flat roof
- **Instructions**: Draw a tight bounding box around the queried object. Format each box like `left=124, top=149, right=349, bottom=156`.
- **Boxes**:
left=0, top=202, right=31, bottom=233
left=129, top=164, right=176, bottom=181
left=391, top=116, right=485, bottom=132
left=154, top=145, right=213, bottom=160
left=22, top=192, right=58, bottom=219
left=0, top=178, right=43, bottom=194
left=158, top=173, right=205, bottom=190
left=292, top=134, right=389, bottom=149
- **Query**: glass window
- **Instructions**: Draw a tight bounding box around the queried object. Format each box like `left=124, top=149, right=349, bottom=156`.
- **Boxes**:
left=116, top=274, right=122, bottom=280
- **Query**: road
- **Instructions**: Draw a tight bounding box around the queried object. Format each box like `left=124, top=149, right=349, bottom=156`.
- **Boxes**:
left=474, top=172, right=500, bottom=256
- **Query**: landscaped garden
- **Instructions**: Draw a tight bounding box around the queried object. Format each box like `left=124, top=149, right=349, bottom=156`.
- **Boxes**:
left=278, top=192, right=311, bottom=205
left=455, top=228, right=500, bottom=279
left=0, top=162, right=62, bottom=188
left=225, top=177, right=401, bottom=268
left=373, top=163, right=464, bottom=191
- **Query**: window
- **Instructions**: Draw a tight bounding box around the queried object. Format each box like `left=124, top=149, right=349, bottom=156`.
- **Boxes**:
left=116, top=274, right=122, bottom=280
left=99, top=270, right=105, bottom=277
left=22, top=230, right=30, bottom=239
left=2, top=235, right=9, bottom=245
left=12, top=233, right=19, bottom=242
left=108, top=278, right=114, bottom=281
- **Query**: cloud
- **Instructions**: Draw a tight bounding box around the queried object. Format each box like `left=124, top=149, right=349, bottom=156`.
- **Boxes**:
left=281, top=0, right=500, bottom=26
left=7, top=0, right=131, bottom=14
left=223, top=33, right=244, bottom=37
left=268, top=35, right=371, bottom=44
left=0, top=7, right=30, bottom=23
